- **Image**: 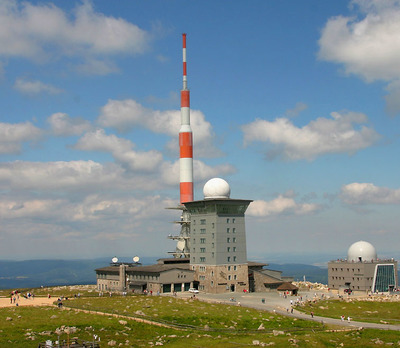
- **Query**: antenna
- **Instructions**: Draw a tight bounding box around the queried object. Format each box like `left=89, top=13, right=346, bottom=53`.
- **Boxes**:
left=179, top=33, right=194, bottom=204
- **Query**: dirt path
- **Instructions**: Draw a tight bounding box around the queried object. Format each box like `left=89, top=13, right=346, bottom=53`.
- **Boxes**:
left=0, top=296, right=55, bottom=308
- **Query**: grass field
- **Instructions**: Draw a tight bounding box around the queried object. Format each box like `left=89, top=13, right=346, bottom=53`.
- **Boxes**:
left=1, top=289, right=400, bottom=347
left=296, top=298, right=400, bottom=325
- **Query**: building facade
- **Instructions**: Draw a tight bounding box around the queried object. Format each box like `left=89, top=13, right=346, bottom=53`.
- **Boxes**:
left=96, top=258, right=195, bottom=293
left=328, top=241, right=398, bottom=293
left=183, top=178, right=252, bottom=293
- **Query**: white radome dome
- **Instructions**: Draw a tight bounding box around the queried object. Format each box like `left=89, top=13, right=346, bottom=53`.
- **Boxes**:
left=203, top=178, right=231, bottom=199
left=347, top=241, right=377, bottom=262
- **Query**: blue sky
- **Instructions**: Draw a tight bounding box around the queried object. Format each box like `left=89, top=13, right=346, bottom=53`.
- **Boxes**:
left=1, top=0, right=400, bottom=263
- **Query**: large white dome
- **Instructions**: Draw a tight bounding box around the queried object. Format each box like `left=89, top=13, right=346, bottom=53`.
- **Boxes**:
left=203, top=178, right=230, bottom=199
left=347, top=241, right=377, bottom=262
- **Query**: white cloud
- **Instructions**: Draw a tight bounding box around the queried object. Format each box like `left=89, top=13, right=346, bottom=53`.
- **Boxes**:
left=241, top=111, right=379, bottom=160
left=318, top=0, right=400, bottom=114
left=0, top=0, right=149, bottom=73
left=160, top=159, right=236, bottom=186
left=340, top=182, right=400, bottom=205
left=48, top=113, right=93, bottom=136
left=247, top=195, right=321, bottom=217
left=98, top=99, right=221, bottom=158
left=285, top=102, right=308, bottom=118
left=74, top=129, right=163, bottom=172
left=0, top=121, right=42, bottom=154
left=14, top=78, right=63, bottom=95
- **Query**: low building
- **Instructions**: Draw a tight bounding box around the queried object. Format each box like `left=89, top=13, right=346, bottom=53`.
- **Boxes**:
left=248, top=261, right=294, bottom=292
left=96, top=258, right=195, bottom=294
left=328, top=241, right=398, bottom=293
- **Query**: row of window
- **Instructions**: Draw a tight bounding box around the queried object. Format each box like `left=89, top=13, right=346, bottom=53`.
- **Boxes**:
left=193, top=246, right=237, bottom=253
left=331, top=268, right=361, bottom=272
left=192, top=218, right=237, bottom=225
left=195, top=265, right=238, bottom=272
left=192, top=256, right=237, bottom=263
left=331, top=276, right=370, bottom=281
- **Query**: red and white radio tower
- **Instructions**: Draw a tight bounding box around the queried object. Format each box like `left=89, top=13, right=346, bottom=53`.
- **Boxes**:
left=179, top=33, right=194, bottom=204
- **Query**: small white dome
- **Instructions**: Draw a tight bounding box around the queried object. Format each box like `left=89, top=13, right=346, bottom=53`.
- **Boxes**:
left=347, top=241, right=377, bottom=262
left=203, top=178, right=230, bottom=199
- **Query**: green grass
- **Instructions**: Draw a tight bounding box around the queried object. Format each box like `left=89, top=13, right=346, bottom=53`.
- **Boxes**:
left=1, top=293, right=400, bottom=347
left=296, top=298, right=400, bottom=325
left=65, top=295, right=321, bottom=331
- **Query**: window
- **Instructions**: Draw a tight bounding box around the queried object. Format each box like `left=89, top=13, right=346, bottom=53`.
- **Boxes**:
left=193, top=248, right=195, bottom=252
left=200, top=257, right=206, bottom=262
left=233, top=237, right=236, bottom=243
left=227, top=257, right=231, bottom=262
left=212, top=252, right=214, bottom=258
left=233, top=247, right=236, bottom=252
left=227, top=247, right=230, bottom=252
left=200, top=229, right=206, bottom=234
left=228, top=266, right=231, bottom=271
left=233, top=256, right=237, bottom=262
left=227, top=238, right=230, bottom=243
left=228, top=275, right=231, bottom=280
left=193, top=238, right=196, bottom=244
left=200, top=248, right=206, bottom=253
left=233, top=228, right=236, bottom=233
left=232, top=218, right=235, bottom=223
left=200, top=238, right=206, bottom=244
left=212, top=243, right=214, bottom=248
left=200, top=219, right=206, bottom=225
left=227, top=218, right=230, bottom=223
left=227, top=228, right=230, bottom=233
left=211, top=280, right=214, bottom=286
left=212, top=223, right=215, bottom=228
left=212, top=233, right=215, bottom=239
left=234, top=266, right=237, bottom=271
left=234, top=275, right=237, bottom=280
left=193, top=220, right=196, bottom=225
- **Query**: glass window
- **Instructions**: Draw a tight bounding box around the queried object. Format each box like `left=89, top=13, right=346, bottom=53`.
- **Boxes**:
left=227, top=247, right=230, bottom=252
left=233, top=247, right=236, bottom=252
left=227, top=257, right=231, bottom=262
left=227, top=238, right=230, bottom=243
left=227, top=218, right=230, bottom=223
left=233, top=237, right=236, bottom=243
left=200, top=248, right=206, bottom=253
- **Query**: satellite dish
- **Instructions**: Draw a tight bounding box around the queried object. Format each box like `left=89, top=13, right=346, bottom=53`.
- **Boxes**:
left=176, top=240, right=185, bottom=251
left=112, top=257, right=118, bottom=263
left=133, top=256, right=140, bottom=263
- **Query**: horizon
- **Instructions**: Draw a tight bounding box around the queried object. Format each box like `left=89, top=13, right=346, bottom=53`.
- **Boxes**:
left=1, top=1, right=400, bottom=261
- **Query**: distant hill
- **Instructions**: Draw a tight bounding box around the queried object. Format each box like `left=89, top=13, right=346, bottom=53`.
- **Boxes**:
left=0, top=257, right=159, bottom=290
left=0, top=258, right=331, bottom=289
left=267, top=263, right=328, bottom=284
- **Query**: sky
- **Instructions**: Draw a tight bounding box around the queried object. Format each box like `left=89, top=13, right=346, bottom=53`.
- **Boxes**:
left=1, top=0, right=400, bottom=264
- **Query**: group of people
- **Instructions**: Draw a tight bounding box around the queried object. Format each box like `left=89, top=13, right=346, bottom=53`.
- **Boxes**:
left=9, top=290, right=35, bottom=306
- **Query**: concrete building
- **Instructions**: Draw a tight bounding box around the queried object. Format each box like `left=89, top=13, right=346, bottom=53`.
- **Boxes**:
left=328, top=241, right=398, bottom=293
left=96, top=258, right=195, bottom=293
left=184, top=178, right=251, bottom=293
